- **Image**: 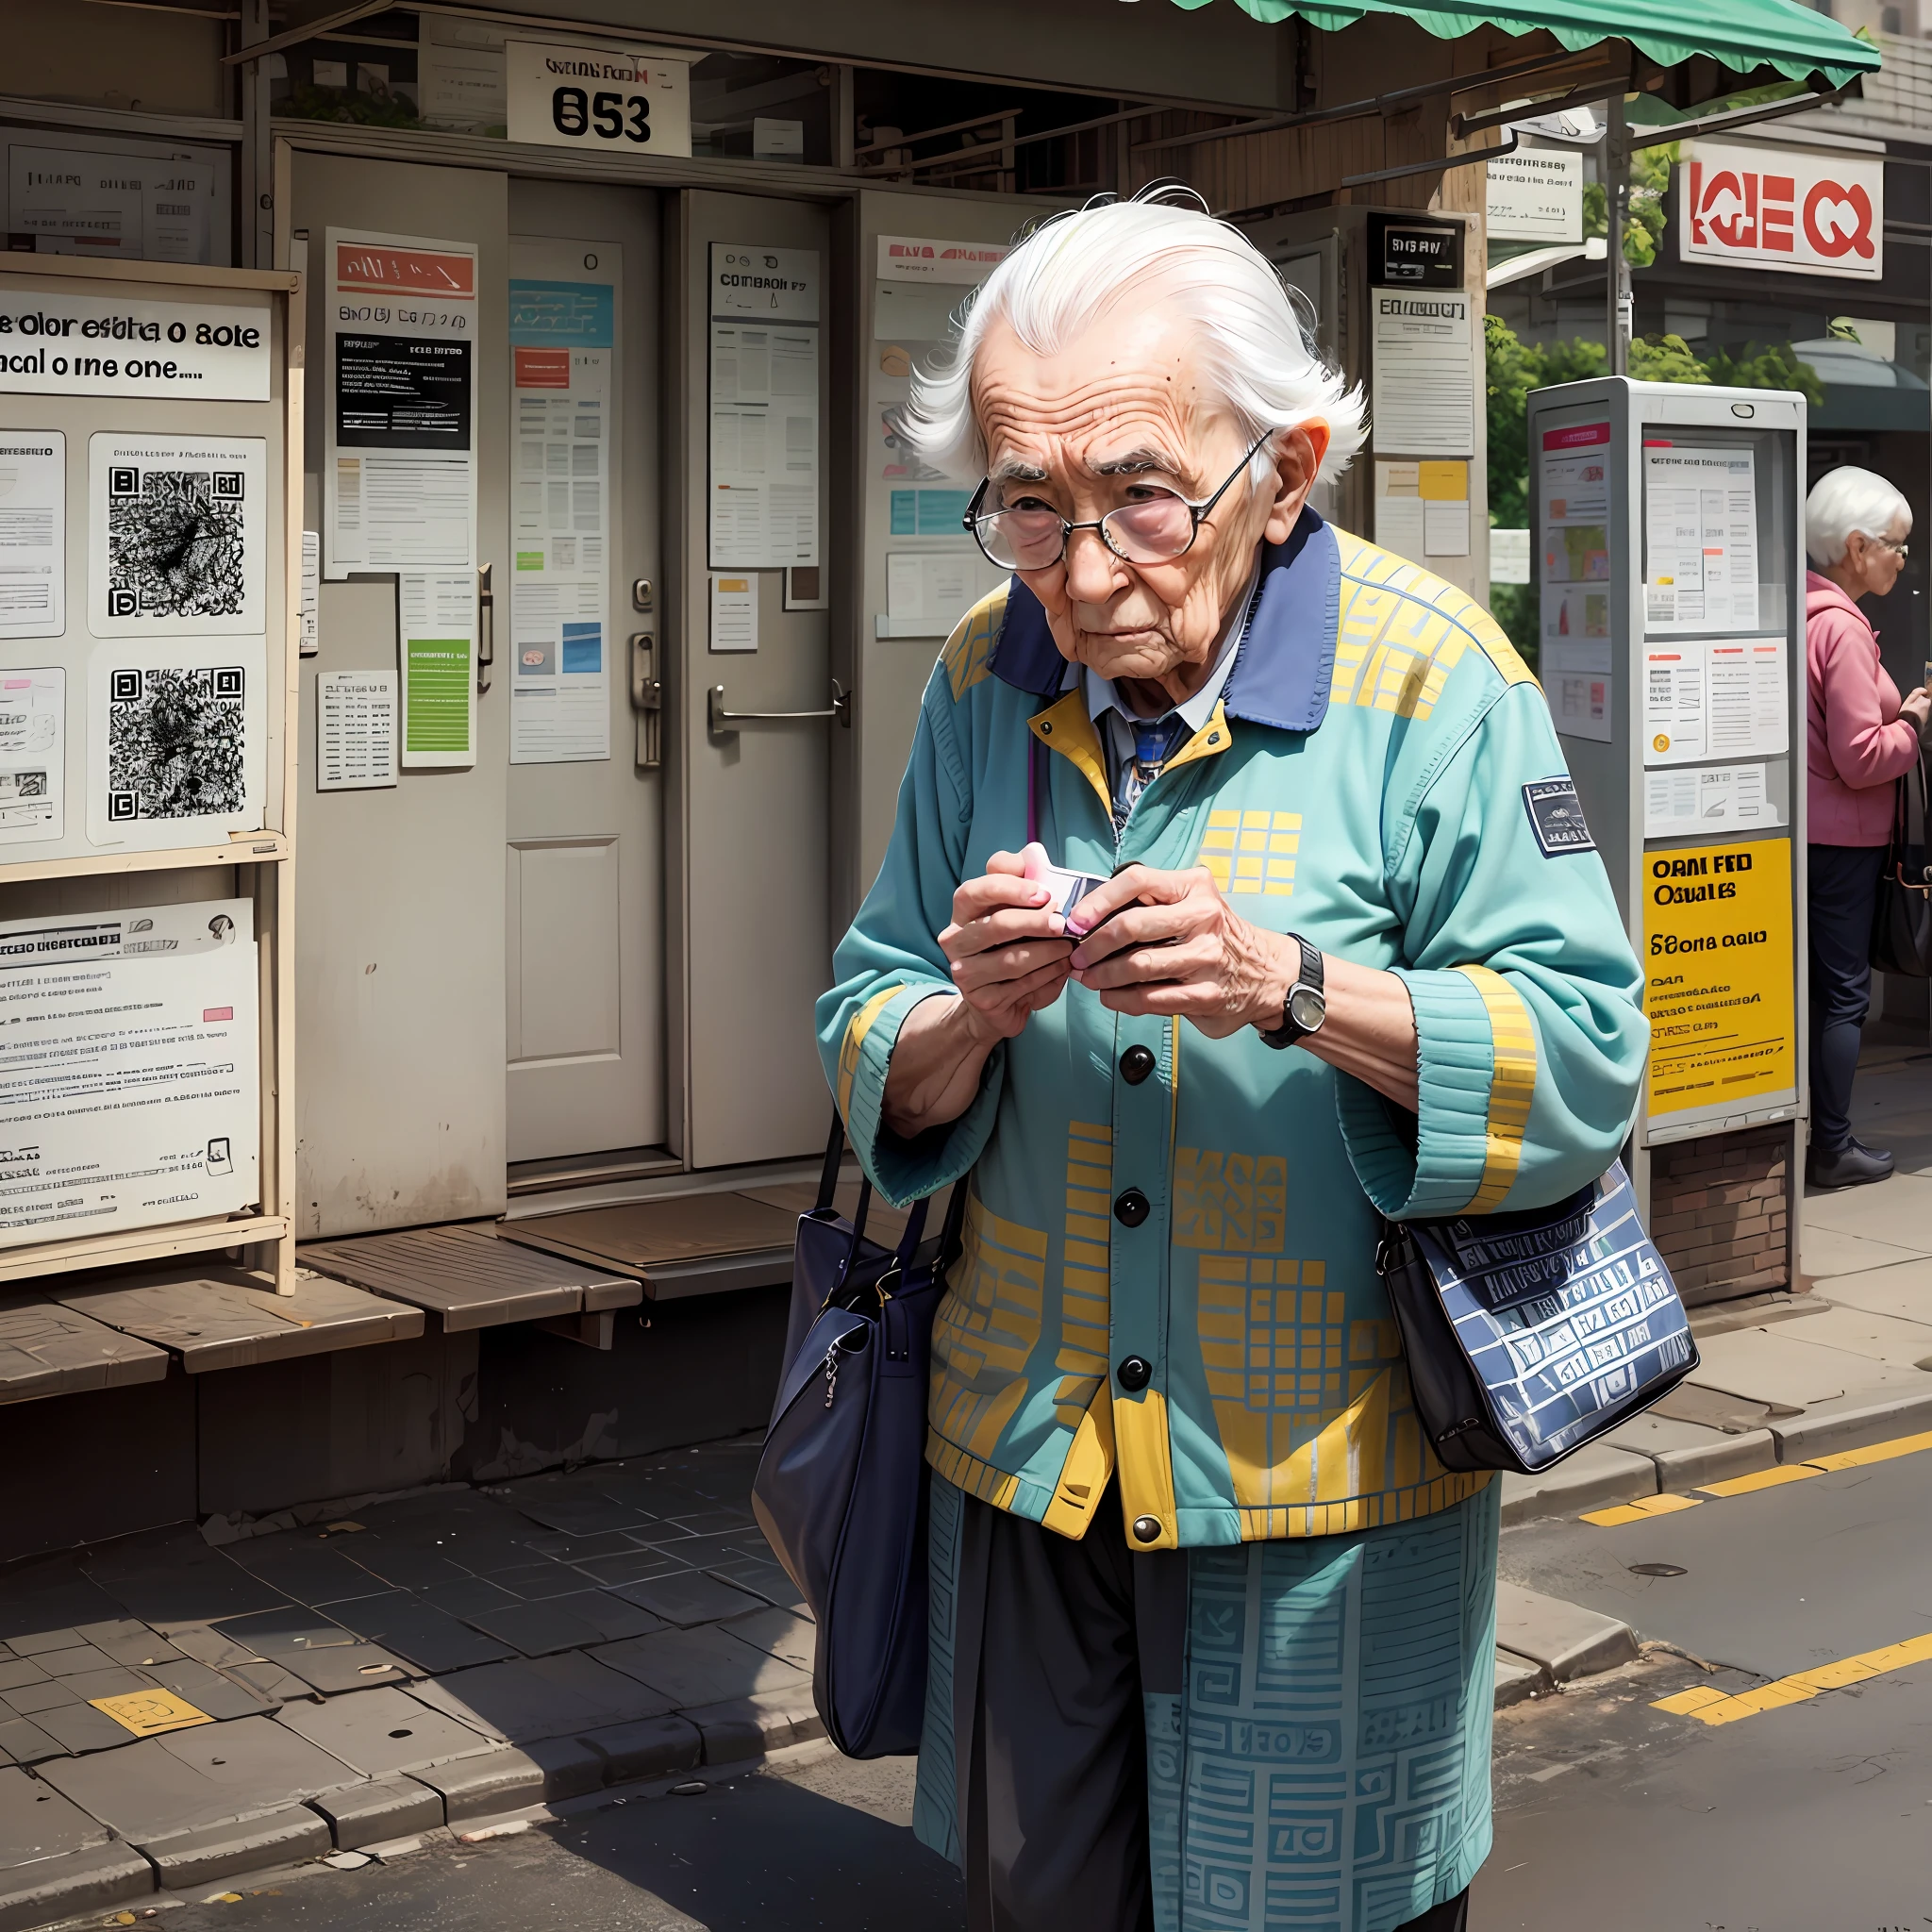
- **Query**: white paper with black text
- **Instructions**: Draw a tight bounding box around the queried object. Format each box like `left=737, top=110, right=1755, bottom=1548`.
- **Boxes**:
left=0, top=432, right=62, bottom=638
left=0, top=897, right=258, bottom=1247
left=0, top=669, right=61, bottom=843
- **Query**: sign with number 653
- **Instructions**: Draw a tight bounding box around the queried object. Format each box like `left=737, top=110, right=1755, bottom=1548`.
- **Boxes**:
left=506, top=40, right=693, bottom=158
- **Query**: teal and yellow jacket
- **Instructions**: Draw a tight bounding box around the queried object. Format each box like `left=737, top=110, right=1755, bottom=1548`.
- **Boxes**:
left=817, top=511, right=1647, bottom=1549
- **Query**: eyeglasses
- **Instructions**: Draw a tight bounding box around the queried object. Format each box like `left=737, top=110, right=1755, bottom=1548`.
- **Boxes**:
left=1873, top=536, right=1911, bottom=560
left=963, top=435, right=1271, bottom=573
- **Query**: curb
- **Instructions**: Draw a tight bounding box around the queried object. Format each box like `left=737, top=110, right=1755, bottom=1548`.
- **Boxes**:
left=1501, top=1385, right=1932, bottom=1529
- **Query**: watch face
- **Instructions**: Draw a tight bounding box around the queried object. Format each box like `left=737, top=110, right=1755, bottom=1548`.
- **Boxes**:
left=1288, top=984, right=1326, bottom=1033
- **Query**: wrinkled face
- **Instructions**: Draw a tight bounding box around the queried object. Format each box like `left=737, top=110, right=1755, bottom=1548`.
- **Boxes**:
left=971, top=300, right=1324, bottom=690
left=1844, top=515, right=1910, bottom=599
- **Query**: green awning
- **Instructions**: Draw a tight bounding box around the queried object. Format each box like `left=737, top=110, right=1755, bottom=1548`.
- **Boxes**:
left=1175, top=0, right=1881, bottom=91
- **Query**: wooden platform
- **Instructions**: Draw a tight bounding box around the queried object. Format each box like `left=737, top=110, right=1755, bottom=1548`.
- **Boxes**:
left=0, top=1293, right=170, bottom=1404
left=58, top=1269, right=424, bottom=1374
left=501, top=1192, right=800, bottom=1301
left=300, top=1224, right=641, bottom=1331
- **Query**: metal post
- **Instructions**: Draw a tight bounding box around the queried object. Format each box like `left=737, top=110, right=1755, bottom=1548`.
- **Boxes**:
left=237, top=0, right=273, bottom=270
left=1604, top=92, right=1632, bottom=376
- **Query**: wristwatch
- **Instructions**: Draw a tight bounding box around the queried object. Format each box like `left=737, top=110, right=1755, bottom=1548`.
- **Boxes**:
left=1258, top=934, right=1326, bottom=1049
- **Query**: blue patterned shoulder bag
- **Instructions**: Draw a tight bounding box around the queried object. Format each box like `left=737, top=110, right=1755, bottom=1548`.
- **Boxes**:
left=1378, top=1160, right=1699, bottom=1474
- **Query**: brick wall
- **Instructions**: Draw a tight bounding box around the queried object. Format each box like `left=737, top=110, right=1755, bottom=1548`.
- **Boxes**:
left=1649, top=1123, right=1792, bottom=1307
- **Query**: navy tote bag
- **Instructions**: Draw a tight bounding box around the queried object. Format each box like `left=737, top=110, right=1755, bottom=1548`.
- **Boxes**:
left=753, top=1119, right=966, bottom=1758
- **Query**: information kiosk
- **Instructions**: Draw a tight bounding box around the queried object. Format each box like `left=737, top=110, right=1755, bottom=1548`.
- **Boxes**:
left=1527, top=375, right=1807, bottom=1304
left=0, top=255, right=300, bottom=1291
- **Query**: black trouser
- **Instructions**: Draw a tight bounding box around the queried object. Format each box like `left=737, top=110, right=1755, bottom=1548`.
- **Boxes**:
left=956, top=1481, right=1472, bottom=1932
left=1807, top=843, right=1886, bottom=1152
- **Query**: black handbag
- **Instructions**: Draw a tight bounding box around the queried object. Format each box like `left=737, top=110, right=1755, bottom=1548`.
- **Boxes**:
left=1870, top=754, right=1932, bottom=977
left=1378, top=1160, right=1697, bottom=1474
left=752, top=1119, right=966, bottom=1757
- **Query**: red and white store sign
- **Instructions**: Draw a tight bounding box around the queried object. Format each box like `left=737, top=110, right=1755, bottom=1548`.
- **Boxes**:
left=1678, top=141, right=1883, bottom=281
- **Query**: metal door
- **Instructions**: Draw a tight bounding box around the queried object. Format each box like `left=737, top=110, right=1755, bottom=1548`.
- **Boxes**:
left=505, top=184, right=665, bottom=1163
left=671, top=190, right=835, bottom=1169
left=289, top=147, right=509, bottom=1235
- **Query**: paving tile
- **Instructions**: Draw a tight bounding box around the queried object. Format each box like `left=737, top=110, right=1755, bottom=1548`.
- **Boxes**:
left=34, top=1702, right=148, bottom=1755
left=137, top=1658, right=273, bottom=1722
left=1495, top=1581, right=1638, bottom=1683
left=1802, top=1224, right=1928, bottom=1282
left=413, top=1747, right=543, bottom=1824
left=57, top=1667, right=154, bottom=1704
left=275, top=1687, right=498, bottom=1778
left=224, top=1540, right=396, bottom=1608
left=0, top=1761, right=108, bottom=1864
left=85, top=1546, right=290, bottom=1635
left=580, top=1715, right=702, bottom=1786
left=662, top=1507, right=757, bottom=1534
left=0, top=1663, right=42, bottom=1696
left=704, top=1558, right=808, bottom=1615
left=462, top=1591, right=661, bottom=1657
left=608, top=1573, right=765, bottom=1629
left=571, top=1549, right=699, bottom=1591
left=1819, top=1255, right=1932, bottom=1325
left=336, top=1544, right=474, bottom=1592
left=216, top=1606, right=358, bottom=1655
left=409, top=1651, right=673, bottom=1744
left=0, top=1574, right=132, bottom=1655
left=326, top=1594, right=514, bottom=1673
left=309, top=1774, right=444, bottom=1851
left=216, top=1659, right=312, bottom=1705
left=39, top=1646, right=122, bottom=1679
left=170, top=1626, right=269, bottom=1671
left=0, top=1718, right=63, bottom=1766
left=36, top=1714, right=363, bottom=1842
left=265, top=1642, right=417, bottom=1697
left=1690, top=1325, right=1929, bottom=1407
left=592, top=1625, right=811, bottom=1709
left=73, top=1622, right=182, bottom=1670
left=2, top=1680, right=76, bottom=1717
left=498, top=1488, right=653, bottom=1539
left=720, top=1607, right=815, bottom=1674
left=1771, top=1306, right=1932, bottom=1368
left=625, top=1520, right=699, bottom=1548
left=419, top=1578, right=523, bottom=1621
left=143, top=1804, right=332, bottom=1889
left=520, top=1530, right=641, bottom=1562
left=487, top=1561, right=606, bottom=1600
left=2, top=1630, right=84, bottom=1660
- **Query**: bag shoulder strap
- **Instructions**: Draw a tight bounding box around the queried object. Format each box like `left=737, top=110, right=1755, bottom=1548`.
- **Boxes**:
left=814, top=1112, right=844, bottom=1213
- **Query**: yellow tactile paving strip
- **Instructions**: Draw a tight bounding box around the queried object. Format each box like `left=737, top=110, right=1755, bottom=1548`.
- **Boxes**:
left=1559, top=1425, right=1932, bottom=1729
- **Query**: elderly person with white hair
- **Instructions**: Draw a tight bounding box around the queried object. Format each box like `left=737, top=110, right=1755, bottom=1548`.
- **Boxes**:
left=817, top=190, right=1646, bottom=1932
left=1803, top=466, right=1931, bottom=1189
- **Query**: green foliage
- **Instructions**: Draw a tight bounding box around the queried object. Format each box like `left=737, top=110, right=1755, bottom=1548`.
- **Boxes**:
left=277, top=85, right=423, bottom=128
left=1704, top=340, right=1825, bottom=407
left=1625, top=333, right=1709, bottom=385
left=1582, top=145, right=1676, bottom=267
left=1488, top=582, right=1538, bottom=676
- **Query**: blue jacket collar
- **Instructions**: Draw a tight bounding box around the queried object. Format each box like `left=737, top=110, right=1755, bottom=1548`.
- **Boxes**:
left=987, top=507, right=1339, bottom=736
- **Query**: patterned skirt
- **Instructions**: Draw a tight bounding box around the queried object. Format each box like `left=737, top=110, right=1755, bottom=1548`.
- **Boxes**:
left=913, top=1474, right=1500, bottom=1932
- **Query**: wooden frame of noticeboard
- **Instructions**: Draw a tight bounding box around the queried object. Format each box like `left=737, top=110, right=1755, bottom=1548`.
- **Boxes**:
left=0, top=254, right=302, bottom=1292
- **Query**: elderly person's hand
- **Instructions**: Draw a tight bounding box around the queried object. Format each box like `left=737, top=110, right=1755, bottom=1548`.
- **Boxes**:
left=1065, top=862, right=1423, bottom=1108
left=937, top=843, right=1074, bottom=1040
left=1903, top=685, right=1932, bottom=730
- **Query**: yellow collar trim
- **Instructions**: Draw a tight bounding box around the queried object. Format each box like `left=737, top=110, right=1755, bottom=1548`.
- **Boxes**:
left=1028, top=691, right=1112, bottom=820
left=1160, top=700, right=1234, bottom=777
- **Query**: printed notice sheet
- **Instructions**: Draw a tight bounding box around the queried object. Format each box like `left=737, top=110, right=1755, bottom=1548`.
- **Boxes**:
left=1644, top=762, right=1783, bottom=836
left=399, top=571, right=475, bottom=768
left=709, top=573, right=757, bottom=651
left=1539, top=420, right=1614, bottom=742
left=326, top=228, right=478, bottom=575
left=0, top=432, right=62, bottom=638
left=299, top=529, right=320, bottom=655
left=317, top=670, right=397, bottom=790
left=508, top=249, right=613, bottom=763
left=0, top=669, right=61, bottom=843
left=1369, top=288, right=1474, bottom=458
left=1643, top=638, right=1788, bottom=765
left=1644, top=445, right=1758, bottom=632
left=708, top=244, right=821, bottom=569
left=0, top=898, right=258, bottom=1246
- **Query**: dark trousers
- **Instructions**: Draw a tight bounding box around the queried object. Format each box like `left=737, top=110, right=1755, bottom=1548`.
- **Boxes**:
left=957, top=1482, right=1472, bottom=1932
left=1807, top=843, right=1886, bottom=1152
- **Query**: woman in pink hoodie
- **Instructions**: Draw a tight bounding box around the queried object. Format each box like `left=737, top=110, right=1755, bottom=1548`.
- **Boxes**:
left=1805, top=466, right=1930, bottom=1189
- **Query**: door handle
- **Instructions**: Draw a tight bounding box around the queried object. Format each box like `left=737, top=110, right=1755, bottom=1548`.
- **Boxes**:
left=476, top=561, right=494, bottom=694
left=708, top=679, right=850, bottom=739
left=630, top=632, right=660, bottom=769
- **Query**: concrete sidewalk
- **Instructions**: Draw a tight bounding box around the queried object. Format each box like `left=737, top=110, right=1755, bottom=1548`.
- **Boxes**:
left=0, top=1439, right=819, bottom=1928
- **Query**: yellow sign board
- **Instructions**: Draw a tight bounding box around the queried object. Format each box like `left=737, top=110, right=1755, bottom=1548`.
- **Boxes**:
left=1643, top=837, right=1795, bottom=1117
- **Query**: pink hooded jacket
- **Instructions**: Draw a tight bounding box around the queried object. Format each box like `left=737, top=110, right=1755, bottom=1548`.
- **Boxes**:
left=1807, top=571, right=1920, bottom=846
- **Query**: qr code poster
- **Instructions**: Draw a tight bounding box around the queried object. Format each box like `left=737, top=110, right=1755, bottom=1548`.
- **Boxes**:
left=88, top=435, right=267, bottom=638
left=87, top=640, right=264, bottom=849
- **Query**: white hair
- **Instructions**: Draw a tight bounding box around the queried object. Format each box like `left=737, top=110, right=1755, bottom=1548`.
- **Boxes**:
left=900, top=188, right=1366, bottom=489
left=1807, top=465, right=1911, bottom=567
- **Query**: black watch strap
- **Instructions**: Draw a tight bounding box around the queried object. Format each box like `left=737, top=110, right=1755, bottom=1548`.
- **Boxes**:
left=1259, top=934, right=1324, bottom=1050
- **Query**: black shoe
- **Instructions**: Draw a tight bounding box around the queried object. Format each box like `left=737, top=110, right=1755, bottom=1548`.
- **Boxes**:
left=1807, top=1139, right=1895, bottom=1189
